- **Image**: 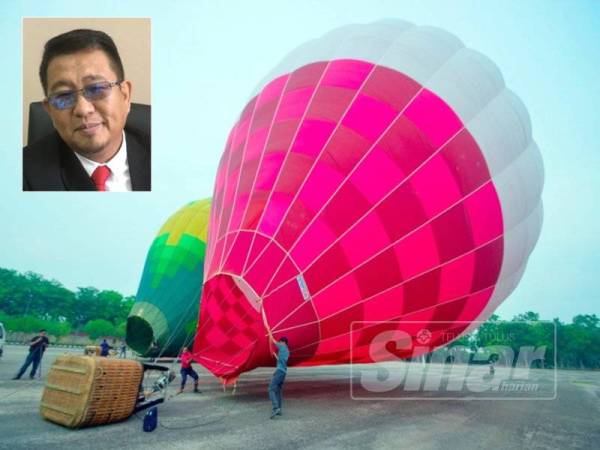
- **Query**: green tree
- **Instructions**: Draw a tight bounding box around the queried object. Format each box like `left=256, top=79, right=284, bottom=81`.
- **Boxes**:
left=0, top=268, right=24, bottom=315
left=115, top=321, right=127, bottom=339
left=96, top=290, right=124, bottom=324
left=0, top=269, right=74, bottom=321
left=0, top=266, right=136, bottom=337
left=42, top=319, right=72, bottom=337
left=558, top=314, right=600, bottom=369
left=572, top=314, right=599, bottom=329
left=73, top=287, right=100, bottom=327
left=513, top=311, right=540, bottom=322
left=0, top=310, right=72, bottom=337
left=83, top=319, right=116, bottom=339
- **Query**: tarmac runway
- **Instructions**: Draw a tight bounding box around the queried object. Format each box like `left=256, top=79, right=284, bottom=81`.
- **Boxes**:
left=0, top=345, right=598, bottom=450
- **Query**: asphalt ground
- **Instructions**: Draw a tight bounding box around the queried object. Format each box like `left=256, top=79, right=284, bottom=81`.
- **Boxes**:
left=0, top=345, right=598, bottom=450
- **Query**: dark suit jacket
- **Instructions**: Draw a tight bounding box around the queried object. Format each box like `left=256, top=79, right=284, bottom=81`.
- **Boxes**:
left=23, top=127, right=151, bottom=191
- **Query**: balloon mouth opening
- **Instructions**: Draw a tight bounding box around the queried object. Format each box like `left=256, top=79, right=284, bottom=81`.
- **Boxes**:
left=126, top=316, right=154, bottom=356
left=230, top=274, right=263, bottom=312
left=193, top=273, right=272, bottom=378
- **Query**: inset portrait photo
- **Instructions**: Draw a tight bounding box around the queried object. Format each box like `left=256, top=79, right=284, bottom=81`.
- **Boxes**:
left=23, top=18, right=151, bottom=191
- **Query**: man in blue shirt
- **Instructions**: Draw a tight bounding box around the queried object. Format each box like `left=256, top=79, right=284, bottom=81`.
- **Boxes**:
left=100, top=339, right=112, bottom=357
left=269, top=337, right=289, bottom=419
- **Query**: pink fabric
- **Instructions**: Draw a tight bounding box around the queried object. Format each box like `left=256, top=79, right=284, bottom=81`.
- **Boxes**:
left=314, top=333, right=353, bottom=355
left=221, top=231, right=254, bottom=274
left=194, top=58, right=509, bottom=380
left=244, top=241, right=287, bottom=294
left=321, top=59, right=374, bottom=89
left=244, top=127, right=269, bottom=161
left=257, top=192, right=293, bottom=237
left=253, top=152, right=285, bottom=191
left=290, top=218, right=337, bottom=270
left=312, top=274, right=362, bottom=319
left=231, top=119, right=250, bottom=150
left=227, top=192, right=249, bottom=233
left=272, top=300, right=318, bottom=332
left=460, top=287, right=495, bottom=321
left=275, top=87, right=315, bottom=121
left=262, top=280, right=305, bottom=327
left=362, top=65, right=421, bottom=110
left=243, top=234, right=270, bottom=274
left=256, top=74, right=289, bottom=109
left=362, top=285, right=405, bottom=322
left=410, top=153, right=463, bottom=217
left=338, top=212, right=390, bottom=266
left=438, top=253, right=476, bottom=301
left=404, top=89, right=463, bottom=148
left=342, top=93, right=398, bottom=142
left=464, top=182, right=504, bottom=246
left=296, top=162, right=345, bottom=212
left=349, top=145, right=405, bottom=204
left=394, top=225, right=440, bottom=280
left=290, top=119, right=336, bottom=157
left=263, top=257, right=299, bottom=296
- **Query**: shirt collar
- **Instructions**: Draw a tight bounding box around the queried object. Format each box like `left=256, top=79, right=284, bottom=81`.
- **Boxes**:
left=75, top=131, right=128, bottom=177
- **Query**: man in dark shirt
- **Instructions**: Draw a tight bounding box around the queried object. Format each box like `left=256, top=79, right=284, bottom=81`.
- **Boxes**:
left=23, top=29, right=151, bottom=191
left=269, top=337, right=289, bottom=419
left=13, top=329, right=49, bottom=379
left=100, top=338, right=112, bottom=357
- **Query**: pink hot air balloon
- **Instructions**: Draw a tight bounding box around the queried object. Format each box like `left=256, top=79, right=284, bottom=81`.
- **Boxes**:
left=193, top=20, right=544, bottom=379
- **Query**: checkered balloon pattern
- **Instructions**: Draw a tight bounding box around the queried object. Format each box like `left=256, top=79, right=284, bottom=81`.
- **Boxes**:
left=193, top=21, right=544, bottom=379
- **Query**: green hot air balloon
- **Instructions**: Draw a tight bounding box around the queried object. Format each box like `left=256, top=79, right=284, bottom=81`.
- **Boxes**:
left=127, top=199, right=210, bottom=356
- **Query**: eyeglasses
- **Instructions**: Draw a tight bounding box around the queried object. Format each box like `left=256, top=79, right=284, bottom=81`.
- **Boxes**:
left=47, top=81, right=122, bottom=110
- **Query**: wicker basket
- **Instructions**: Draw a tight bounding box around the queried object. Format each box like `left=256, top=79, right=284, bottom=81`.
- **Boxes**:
left=40, top=355, right=143, bottom=428
left=83, top=346, right=100, bottom=356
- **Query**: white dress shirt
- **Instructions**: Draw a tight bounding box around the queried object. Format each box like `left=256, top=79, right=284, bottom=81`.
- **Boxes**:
left=75, top=131, right=132, bottom=191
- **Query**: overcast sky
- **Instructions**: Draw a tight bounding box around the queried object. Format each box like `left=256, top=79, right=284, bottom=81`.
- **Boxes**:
left=0, top=0, right=598, bottom=322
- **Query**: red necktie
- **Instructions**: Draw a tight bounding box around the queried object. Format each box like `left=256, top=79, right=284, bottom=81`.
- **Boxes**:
left=91, top=165, right=111, bottom=191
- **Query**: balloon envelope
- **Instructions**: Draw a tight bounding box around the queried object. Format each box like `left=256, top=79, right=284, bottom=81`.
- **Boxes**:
left=128, top=199, right=211, bottom=356
left=193, top=21, right=543, bottom=379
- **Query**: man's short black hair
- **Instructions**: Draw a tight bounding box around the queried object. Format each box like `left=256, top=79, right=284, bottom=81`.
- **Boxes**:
left=39, top=29, right=125, bottom=95
left=39, top=329, right=46, bottom=333
left=279, top=337, right=288, bottom=345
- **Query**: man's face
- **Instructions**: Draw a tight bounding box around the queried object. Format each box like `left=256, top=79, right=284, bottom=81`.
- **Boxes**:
left=43, top=49, right=131, bottom=162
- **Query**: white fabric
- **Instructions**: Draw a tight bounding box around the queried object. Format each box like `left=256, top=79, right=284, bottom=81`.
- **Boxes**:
left=247, top=20, right=545, bottom=335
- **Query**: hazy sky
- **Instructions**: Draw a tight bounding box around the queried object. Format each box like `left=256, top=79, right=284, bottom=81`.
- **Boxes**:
left=0, top=0, right=598, bottom=322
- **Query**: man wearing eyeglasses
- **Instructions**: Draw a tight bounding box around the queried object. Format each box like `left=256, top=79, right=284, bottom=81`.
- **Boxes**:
left=23, top=29, right=150, bottom=191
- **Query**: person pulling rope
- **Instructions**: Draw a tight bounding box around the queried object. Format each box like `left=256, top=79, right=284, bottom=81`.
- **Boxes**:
left=178, top=347, right=201, bottom=394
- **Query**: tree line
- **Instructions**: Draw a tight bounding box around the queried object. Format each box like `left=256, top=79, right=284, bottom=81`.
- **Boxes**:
left=447, top=312, right=600, bottom=369
left=0, top=267, right=598, bottom=368
left=0, top=267, right=134, bottom=339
